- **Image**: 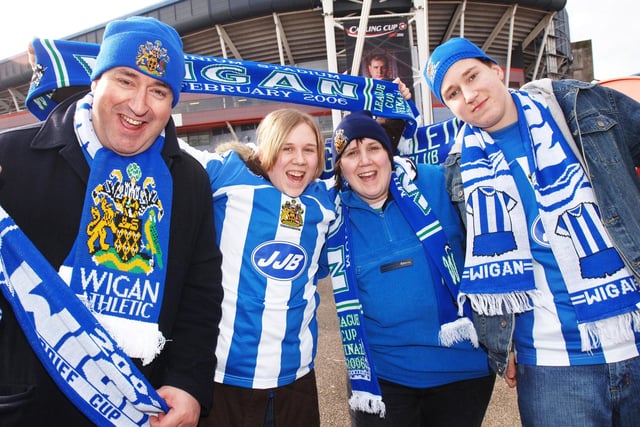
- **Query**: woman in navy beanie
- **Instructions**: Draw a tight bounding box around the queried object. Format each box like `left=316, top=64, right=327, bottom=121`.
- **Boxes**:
left=325, top=110, right=494, bottom=426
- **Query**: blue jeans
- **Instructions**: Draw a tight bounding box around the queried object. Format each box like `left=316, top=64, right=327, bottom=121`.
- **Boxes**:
left=517, top=356, right=640, bottom=427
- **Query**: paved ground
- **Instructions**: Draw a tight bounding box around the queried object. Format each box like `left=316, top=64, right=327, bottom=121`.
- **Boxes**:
left=315, top=277, right=521, bottom=427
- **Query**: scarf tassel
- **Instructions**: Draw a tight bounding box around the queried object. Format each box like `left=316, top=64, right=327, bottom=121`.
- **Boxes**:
left=91, top=313, right=167, bottom=366
left=439, top=317, right=479, bottom=348
left=459, top=290, right=541, bottom=317
left=349, top=391, right=386, bottom=418
left=578, top=309, right=640, bottom=352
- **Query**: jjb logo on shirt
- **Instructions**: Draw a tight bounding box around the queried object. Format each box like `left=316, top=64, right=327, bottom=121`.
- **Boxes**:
left=252, top=241, right=308, bottom=281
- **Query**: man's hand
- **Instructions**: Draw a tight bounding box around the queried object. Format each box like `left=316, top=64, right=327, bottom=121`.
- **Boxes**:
left=504, top=351, right=517, bottom=388
left=149, top=386, right=200, bottom=427
left=393, top=77, right=411, bottom=101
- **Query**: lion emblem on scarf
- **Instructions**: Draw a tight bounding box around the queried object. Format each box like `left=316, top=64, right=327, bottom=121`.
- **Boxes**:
left=87, top=198, right=118, bottom=254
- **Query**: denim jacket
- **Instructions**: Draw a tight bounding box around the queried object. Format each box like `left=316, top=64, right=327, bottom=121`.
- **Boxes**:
left=444, top=79, right=640, bottom=376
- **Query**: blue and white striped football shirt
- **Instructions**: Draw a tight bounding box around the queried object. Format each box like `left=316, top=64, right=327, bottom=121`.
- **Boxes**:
left=190, top=148, right=336, bottom=388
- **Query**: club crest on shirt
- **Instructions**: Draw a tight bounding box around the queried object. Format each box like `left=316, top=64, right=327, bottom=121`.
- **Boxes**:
left=280, top=199, right=305, bottom=229
left=86, top=162, right=165, bottom=273
left=136, top=40, right=169, bottom=77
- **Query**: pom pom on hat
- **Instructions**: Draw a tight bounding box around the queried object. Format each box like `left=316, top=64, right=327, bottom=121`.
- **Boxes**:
left=332, top=110, right=393, bottom=163
left=91, top=16, right=185, bottom=107
left=423, top=37, right=497, bottom=104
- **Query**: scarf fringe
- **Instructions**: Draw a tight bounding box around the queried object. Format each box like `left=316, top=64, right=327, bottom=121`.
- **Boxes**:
left=349, top=391, right=386, bottom=418
left=92, top=313, right=166, bottom=365
left=578, top=309, right=640, bottom=352
left=439, top=317, right=479, bottom=348
left=459, top=290, right=540, bottom=316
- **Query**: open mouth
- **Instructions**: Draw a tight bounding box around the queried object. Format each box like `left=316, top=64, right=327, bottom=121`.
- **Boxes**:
left=287, top=170, right=305, bottom=181
left=358, top=170, right=376, bottom=180
left=121, top=114, right=143, bottom=127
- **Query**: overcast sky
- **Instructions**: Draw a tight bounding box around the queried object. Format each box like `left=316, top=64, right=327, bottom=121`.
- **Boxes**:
left=1, top=0, right=637, bottom=80
left=564, top=0, right=639, bottom=79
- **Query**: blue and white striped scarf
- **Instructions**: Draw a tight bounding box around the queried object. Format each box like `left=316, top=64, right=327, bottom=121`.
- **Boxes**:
left=458, top=90, right=640, bottom=351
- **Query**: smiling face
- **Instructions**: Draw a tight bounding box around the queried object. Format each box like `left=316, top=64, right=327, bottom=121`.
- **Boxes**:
left=90, top=67, right=173, bottom=156
left=338, top=138, right=391, bottom=206
left=440, top=58, right=517, bottom=133
left=263, top=122, right=319, bottom=198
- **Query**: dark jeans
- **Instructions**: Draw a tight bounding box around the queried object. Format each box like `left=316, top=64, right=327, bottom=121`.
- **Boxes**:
left=199, top=370, right=320, bottom=427
left=351, top=374, right=495, bottom=427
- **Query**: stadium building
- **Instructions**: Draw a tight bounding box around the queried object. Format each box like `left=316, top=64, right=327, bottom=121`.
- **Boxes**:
left=0, top=0, right=571, bottom=150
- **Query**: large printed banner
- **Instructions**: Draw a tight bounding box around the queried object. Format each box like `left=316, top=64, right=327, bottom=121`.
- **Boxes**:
left=344, top=17, right=414, bottom=90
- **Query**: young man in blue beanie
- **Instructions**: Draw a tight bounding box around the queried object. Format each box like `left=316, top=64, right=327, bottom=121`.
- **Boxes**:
left=0, top=16, right=223, bottom=427
left=325, top=110, right=494, bottom=426
left=426, top=37, right=640, bottom=426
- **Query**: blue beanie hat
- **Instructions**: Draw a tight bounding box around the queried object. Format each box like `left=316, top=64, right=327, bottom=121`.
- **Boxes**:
left=91, top=16, right=185, bottom=107
left=424, top=37, right=497, bottom=104
left=332, top=110, right=393, bottom=163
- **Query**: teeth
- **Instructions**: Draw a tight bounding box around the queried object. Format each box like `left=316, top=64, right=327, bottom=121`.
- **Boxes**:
left=359, top=171, right=375, bottom=178
left=122, top=115, right=143, bottom=126
left=288, top=171, right=304, bottom=177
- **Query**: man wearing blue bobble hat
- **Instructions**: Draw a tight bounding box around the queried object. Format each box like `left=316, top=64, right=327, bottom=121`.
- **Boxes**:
left=0, top=16, right=222, bottom=427
left=427, top=37, right=640, bottom=426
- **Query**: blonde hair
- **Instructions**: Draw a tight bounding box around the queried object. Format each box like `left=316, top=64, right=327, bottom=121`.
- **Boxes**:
left=255, top=109, right=325, bottom=180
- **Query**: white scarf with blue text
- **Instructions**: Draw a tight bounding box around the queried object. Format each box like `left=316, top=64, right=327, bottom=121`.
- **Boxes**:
left=0, top=204, right=168, bottom=425
left=458, top=90, right=640, bottom=351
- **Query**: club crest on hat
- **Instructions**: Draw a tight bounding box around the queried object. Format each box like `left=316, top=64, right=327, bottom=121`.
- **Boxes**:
left=333, top=128, right=349, bottom=156
left=30, top=63, right=46, bottom=89
left=136, top=40, right=170, bottom=78
left=426, top=59, right=438, bottom=85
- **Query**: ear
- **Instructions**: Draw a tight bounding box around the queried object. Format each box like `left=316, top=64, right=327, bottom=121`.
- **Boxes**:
left=491, top=63, right=505, bottom=83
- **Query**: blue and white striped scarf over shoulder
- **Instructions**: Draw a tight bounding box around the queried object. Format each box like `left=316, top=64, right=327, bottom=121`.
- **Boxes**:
left=458, top=90, right=640, bottom=352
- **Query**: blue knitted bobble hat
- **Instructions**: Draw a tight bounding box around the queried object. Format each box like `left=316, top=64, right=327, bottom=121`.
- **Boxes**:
left=91, top=16, right=185, bottom=107
left=332, top=110, right=393, bottom=163
left=423, top=37, right=497, bottom=104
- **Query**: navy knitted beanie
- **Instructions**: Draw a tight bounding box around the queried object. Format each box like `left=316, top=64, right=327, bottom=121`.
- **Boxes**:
left=332, top=110, right=393, bottom=163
